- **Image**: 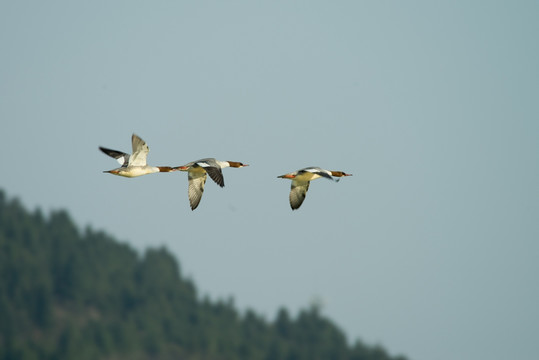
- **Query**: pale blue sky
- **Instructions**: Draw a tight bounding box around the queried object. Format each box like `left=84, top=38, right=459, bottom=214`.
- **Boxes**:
left=1, top=1, right=538, bottom=360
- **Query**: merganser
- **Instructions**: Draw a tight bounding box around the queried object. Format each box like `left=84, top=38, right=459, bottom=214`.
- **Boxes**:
left=175, top=158, right=248, bottom=210
left=99, top=134, right=176, bottom=178
left=277, top=167, right=352, bottom=210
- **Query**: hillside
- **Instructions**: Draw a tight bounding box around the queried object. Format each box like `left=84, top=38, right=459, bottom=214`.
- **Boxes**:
left=0, top=190, right=408, bottom=360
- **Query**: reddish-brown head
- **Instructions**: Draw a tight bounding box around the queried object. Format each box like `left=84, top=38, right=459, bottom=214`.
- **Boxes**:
left=227, top=161, right=249, bottom=168
left=330, top=171, right=352, bottom=177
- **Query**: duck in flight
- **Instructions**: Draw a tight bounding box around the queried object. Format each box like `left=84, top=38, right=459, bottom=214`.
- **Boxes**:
left=99, top=134, right=176, bottom=177
left=278, top=167, right=352, bottom=210
left=175, top=158, right=248, bottom=210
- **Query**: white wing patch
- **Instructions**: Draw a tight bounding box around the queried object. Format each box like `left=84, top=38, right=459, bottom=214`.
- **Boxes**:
left=116, top=155, right=128, bottom=165
left=197, top=161, right=212, bottom=168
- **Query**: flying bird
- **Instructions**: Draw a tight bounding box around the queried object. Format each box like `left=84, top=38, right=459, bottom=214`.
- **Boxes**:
left=99, top=134, right=176, bottom=177
left=175, top=158, right=248, bottom=210
left=277, top=167, right=352, bottom=210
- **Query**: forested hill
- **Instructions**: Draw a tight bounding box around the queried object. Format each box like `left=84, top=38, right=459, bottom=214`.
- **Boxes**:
left=0, top=190, right=408, bottom=360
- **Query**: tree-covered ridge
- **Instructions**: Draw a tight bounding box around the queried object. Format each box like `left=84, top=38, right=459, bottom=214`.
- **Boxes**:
left=0, top=190, right=408, bottom=360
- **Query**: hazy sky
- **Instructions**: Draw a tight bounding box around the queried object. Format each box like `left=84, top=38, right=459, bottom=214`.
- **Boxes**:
left=1, top=1, right=538, bottom=360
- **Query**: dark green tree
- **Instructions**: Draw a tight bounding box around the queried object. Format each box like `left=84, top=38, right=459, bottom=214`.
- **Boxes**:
left=0, top=189, right=409, bottom=360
